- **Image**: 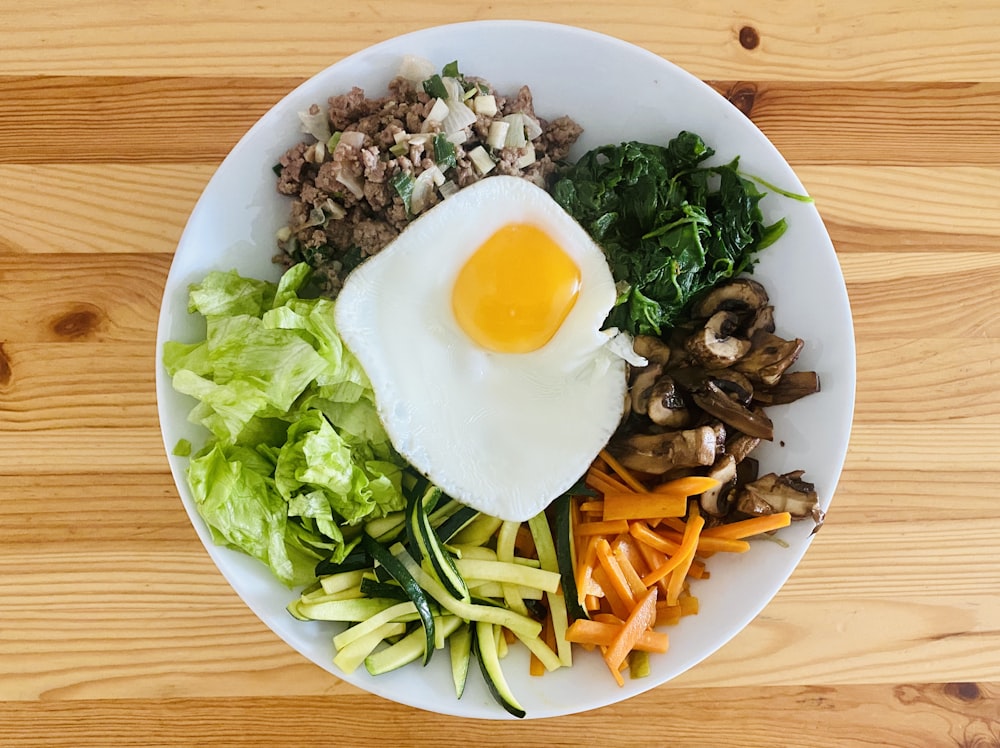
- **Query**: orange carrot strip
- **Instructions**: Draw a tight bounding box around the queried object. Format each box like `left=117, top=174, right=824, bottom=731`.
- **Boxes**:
left=697, top=536, right=751, bottom=554
left=659, top=517, right=688, bottom=534
left=575, top=535, right=602, bottom=605
left=701, top=512, right=793, bottom=540
left=577, top=519, right=630, bottom=536
left=629, top=520, right=682, bottom=556
left=679, top=594, right=699, bottom=617
left=591, top=565, right=632, bottom=621
left=565, top=619, right=669, bottom=653
left=612, top=546, right=649, bottom=600
left=633, top=537, right=671, bottom=597
left=666, top=513, right=705, bottom=606
left=598, top=449, right=648, bottom=493
left=687, top=559, right=708, bottom=580
left=603, top=587, right=658, bottom=679
left=610, top=533, right=650, bottom=577
left=654, top=602, right=683, bottom=627
left=652, top=475, right=721, bottom=496
left=586, top=468, right=632, bottom=495
left=595, top=538, right=638, bottom=610
left=578, top=500, right=605, bottom=515
left=640, top=541, right=694, bottom=587
left=601, top=491, right=687, bottom=521
left=584, top=594, right=601, bottom=612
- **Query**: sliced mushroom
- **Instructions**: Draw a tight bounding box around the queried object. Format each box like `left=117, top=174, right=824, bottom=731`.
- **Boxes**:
left=746, top=304, right=776, bottom=337
left=632, top=335, right=672, bottom=367
left=726, top=433, right=762, bottom=463
left=685, top=311, right=752, bottom=369
left=734, top=470, right=821, bottom=522
left=708, top=370, right=754, bottom=406
left=646, top=375, right=691, bottom=428
left=699, top=454, right=738, bottom=517
left=609, top=426, right=717, bottom=475
left=692, top=278, right=769, bottom=320
left=690, top=381, right=774, bottom=440
left=754, top=370, right=821, bottom=405
left=629, top=363, right=664, bottom=416
left=735, top=329, right=804, bottom=385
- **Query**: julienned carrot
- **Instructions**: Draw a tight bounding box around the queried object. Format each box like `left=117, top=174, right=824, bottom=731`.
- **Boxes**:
left=598, top=449, right=647, bottom=493
left=666, top=510, right=705, bottom=606
left=591, top=564, right=632, bottom=620
left=601, top=491, right=687, bottom=521
left=639, top=524, right=698, bottom=587
left=577, top=519, right=630, bottom=536
left=702, top=511, right=793, bottom=540
left=565, top=618, right=669, bottom=653
left=586, top=468, right=632, bottom=495
left=612, top=547, right=648, bottom=600
left=647, top=522, right=752, bottom=554
left=603, top=587, right=659, bottom=683
left=595, top=539, right=637, bottom=610
left=651, top=475, right=722, bottom=497
left=575, top=534, right=602, bottom=605
left=629, top=521, right=682, bottom=556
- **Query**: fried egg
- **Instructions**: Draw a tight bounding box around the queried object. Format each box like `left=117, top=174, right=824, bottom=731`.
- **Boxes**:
left=334, top=175, right=627, bottom=521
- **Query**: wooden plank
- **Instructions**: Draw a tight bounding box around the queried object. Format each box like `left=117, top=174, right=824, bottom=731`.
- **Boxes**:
left=0, top=253, right=170, bottom=343
left=711, top=81, right=1000, bottom=166
left=796, top=166, right=1000, bottom=237
left=0, top=76, right=297, bottom=165
left=0, top=686, right=996, bottom=747
left=3, top=77, right=1000, bottom=165
left=0, top=343, right=157, bottom=430
left=0, top=165, right=211, bottom=254
left=2, top=1, right=999, bottom=81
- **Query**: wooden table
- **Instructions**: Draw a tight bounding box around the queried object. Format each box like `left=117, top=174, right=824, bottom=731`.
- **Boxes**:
left=2, top=2, right=999, bottom=745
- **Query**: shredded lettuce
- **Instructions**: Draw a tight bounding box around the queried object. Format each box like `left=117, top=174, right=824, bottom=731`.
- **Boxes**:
left=163, top=263, right=407, bottom=587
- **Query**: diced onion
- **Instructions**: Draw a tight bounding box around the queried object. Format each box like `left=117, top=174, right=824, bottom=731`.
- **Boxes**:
left=468, top=146, right=496, bottom=176
left=473, top=94, right=498, bottom=116
left=486, top=121, right=510, bottom=149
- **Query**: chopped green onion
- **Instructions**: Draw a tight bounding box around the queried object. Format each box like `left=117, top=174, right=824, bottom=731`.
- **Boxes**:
left=391, top=171, right=415, bottom=213
left=441, top=60, right=460, bottom=78
left=423, top=74, right=449, bottom=100
left=327, top=131, right=342, bottom=151
left=433, top=133, right=457, bottom=169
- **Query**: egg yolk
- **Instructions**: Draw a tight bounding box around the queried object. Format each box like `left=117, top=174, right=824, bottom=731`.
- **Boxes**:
left=452, top=223, right=581, bottom=353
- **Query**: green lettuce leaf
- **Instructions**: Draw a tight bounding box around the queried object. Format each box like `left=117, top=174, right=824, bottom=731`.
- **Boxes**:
left=165, top=263, right=408, bottom=587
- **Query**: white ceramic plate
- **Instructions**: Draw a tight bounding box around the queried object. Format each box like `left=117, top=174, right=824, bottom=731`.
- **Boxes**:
left=155, top=20, right=855, bottom=719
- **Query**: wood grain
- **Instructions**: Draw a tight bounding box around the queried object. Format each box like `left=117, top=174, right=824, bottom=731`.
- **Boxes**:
left=3, top=79, right=999, bottom=166
left=0, top=685, right=997, bottom=748
left=2, top=1, right=1000, bottom=81
left=2, top=1, right=1000, bottom=745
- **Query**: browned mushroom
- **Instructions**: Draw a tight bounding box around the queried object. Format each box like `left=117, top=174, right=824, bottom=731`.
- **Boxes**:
left=631, top=335, right=672, bottom=367
left=754, top=370, right=821, bottom=405
left=734, top=470, right=822, bottom=523
left=685, top=311, right=752, bottom=368
left=646, top=375, right=691, bottom=428
left=692, top=278, right=769, bottom=320
left=726, top=433, right=762, bottom=463
left=691, top=380, right=774, bottom=440
left=609, top=426, right=717, bottom=475
left=629, top=363, right=664, bottom=416
left=699, top=454, right=738, bottom=517
left=735, top=329, right=804, bottom=385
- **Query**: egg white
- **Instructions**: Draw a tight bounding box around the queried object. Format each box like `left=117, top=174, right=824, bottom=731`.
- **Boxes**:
left=334, top=175, right=627, bottom=521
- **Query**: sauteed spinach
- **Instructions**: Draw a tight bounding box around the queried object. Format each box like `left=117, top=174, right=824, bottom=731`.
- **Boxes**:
left=551, top=131, right=789, bottom=336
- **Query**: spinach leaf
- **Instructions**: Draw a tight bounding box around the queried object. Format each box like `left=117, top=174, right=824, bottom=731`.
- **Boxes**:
left=552, top=132, right=787, bottom=335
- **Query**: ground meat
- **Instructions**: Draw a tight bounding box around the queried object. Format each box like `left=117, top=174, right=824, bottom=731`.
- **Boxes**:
left=273, top=70, right=583, bottom=296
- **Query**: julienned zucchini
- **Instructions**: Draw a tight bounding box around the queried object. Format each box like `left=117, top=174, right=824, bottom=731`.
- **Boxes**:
left=552, top=493, right=589, bottom=621
left=449, top=621, right=473, bottom=699
left=473, top=620, right=526, bottom=718
left=359, top=533, right=437, bottom=665
left=406, top=485, right=470, bottom=603
left=365, top=615, right=463, bottom=676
